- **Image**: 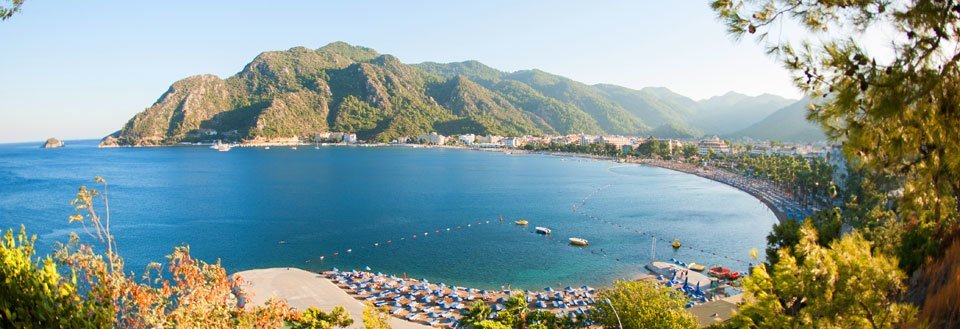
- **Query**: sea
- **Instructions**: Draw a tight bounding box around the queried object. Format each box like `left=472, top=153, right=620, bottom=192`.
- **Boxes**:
left=0, top=140, right=777, bottom=289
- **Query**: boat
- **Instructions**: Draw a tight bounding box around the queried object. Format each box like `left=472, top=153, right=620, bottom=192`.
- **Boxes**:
left=292, top=146, right=298, bottom=150
left=672, top=240, right=681, bottom=248
left=514, top=219, right=528, bottom=225
left=265, top=146, right=270, bottom=150
left=709, top=266, right=731, bottom=278
left=687, top=263, right=706, bottom=272
left=535, top=227, right=552, bottom=235
left=568, top=237, right=589, bottom=246
left=727, top=271, right=741, bottom=280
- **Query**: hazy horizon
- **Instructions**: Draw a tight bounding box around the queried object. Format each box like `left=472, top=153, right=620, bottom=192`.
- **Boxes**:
left=0, top=1, right=803, bottom=143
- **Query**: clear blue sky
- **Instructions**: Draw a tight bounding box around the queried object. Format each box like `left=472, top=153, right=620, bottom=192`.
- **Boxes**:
left=0, top=0, right=801, bottom=143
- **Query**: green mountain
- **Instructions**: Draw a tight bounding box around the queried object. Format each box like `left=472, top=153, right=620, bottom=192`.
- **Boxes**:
left=731, top=99, right=827, bottom=142
left=112, top=42, right=802, bottom=145
left=694, top=91, right=795, bottom=134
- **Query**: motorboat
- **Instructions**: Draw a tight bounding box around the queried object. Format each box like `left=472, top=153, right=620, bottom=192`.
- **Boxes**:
left=568, top=237, right=589, bottom=246
left=535, top=227, right=552, bottom=235
left=687, top=263, right=706, bottom=272
left=514, top=219, right=528, bottom=225
left=672, top=240, right=681, bottom=248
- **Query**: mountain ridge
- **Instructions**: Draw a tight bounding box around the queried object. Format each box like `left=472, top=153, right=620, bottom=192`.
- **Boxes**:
left=112, top=42, right=814, bottom=145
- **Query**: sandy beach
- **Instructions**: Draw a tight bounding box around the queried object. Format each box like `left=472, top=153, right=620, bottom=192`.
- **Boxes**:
left=236, top=268, right=431, bottom=329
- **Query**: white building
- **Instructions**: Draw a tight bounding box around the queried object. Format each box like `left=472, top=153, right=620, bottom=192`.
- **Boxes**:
left=418, top=132, right=447, bottom=145
left=579, top=134, right=598, bottom=145
left=343, top=133, right=358, bottom=144
left=697, top=137, right=732, bottom=155
left=502, top=137, right=523, bottom=148
left=459, top=134, right=476, bottom=145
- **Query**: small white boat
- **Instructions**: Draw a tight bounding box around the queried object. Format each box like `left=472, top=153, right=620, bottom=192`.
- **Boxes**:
left=535, top=227, right=552, bottom=235
left=569, top=237, right=589, bottom=246
left=265, top=146, right=270, bottom=150
left=292, top=146, right=298, bottom=150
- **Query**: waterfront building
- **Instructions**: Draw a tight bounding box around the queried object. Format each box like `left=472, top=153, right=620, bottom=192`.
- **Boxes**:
left=459, top=134, right=476, bottom=145
left=418, top=132, right=447, bottom=145
left=502, top=137, right=523, bottom=148
left=698, top=137, right=732, bottom=155
left=579, top=134, right=598, bottom=145
left=343, top=133, right=358, bottom=144
left=476, top=135, right=503, bottom=144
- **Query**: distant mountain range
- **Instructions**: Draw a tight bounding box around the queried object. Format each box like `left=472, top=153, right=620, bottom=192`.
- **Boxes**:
left=110, top=42, right=824, bottom=145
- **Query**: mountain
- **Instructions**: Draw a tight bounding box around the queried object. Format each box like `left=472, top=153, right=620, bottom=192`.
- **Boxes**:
left=112, top=42, right=801, bottom=145
left=731, top=98, right=827, bottom=142
left=694, top=92, right=795, bottom=134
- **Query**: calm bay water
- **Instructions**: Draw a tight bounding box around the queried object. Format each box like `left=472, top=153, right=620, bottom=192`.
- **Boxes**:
left=0, top=140, right=776, bottom=289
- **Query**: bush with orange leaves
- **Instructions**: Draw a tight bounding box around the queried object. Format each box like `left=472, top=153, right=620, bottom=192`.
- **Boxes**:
left=50, top=177, right=295, bottom=328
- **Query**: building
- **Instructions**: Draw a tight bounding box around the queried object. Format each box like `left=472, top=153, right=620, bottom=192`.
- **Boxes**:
left=697, top=137, right=732, bottom=155
left=418, top=132, right=447, bottom=145
left=459, top=134, right=476, bottom=145
left=502, top=137, right=523, bottom=148
left=342, top=133, right=358, bottom=144
left=476, top=135, right=503, bottom=144
left=579, top=134, right=598, bottom=145
left=315, top=132, right=346, bottom=142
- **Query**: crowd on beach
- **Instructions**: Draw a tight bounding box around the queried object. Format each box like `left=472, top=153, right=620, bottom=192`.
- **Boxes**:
left=327, top=268, right=598, bottom=327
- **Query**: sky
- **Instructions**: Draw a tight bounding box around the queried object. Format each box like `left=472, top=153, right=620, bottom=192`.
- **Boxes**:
left=0, top=1, right=804, bottom=143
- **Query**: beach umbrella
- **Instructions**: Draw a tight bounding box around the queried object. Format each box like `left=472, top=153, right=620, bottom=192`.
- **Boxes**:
left=364, top=266, right=371, bottom=271
left=375, top=272, right=383, bottom=276
left=332, top=267, right=339, bottom=272
left=544, top=287, right=553, bottom=292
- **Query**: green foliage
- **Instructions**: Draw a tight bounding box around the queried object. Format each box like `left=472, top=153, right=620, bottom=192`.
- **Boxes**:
left=289, top=306, right=353, bottom=329
left=0, top=0, right=23, bottom=21
left=731, top=222, right=917, bottom=328
left=361, top=304, right=391, bottom=329
left=0, top=226, right=113, bottom=328
left=461, top=301, right=492, bottom=328
left=591, top=280, right=698, bottom=329
left=473, top=320, right=512, bottom=329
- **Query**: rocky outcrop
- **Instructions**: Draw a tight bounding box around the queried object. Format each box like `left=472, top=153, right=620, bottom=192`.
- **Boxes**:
left=41, top=138, right=64, bottom=148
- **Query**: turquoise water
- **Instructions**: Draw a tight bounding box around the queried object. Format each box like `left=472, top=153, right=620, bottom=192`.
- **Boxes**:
left=0, top=140, right=776, bottom=289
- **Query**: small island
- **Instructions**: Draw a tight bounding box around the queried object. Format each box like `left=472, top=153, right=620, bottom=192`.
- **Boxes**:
left=41, top=138, right=64, bottom=148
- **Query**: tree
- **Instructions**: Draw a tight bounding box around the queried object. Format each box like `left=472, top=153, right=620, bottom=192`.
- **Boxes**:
left=474, top=320, right=512, bottom=329
left=0, top=0, right=23, bottom=21
left=290, top=306, right=354, bottom=329
left=713, top=2, right=960, bottom=326
left=0, top=226, right=113, bottom=328
left=362, top=303, right=392, bottom=329
left=591, top=280, right=698, bottom=329
left=462, top=301, right=493, bottom=328
left=730, top=222, right=917, bottom=328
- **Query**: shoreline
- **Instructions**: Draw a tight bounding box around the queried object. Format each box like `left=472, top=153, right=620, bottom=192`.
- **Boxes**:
left=627, top=158, right=791, bottom=223
left=94, top=141, right=797, bottom=222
